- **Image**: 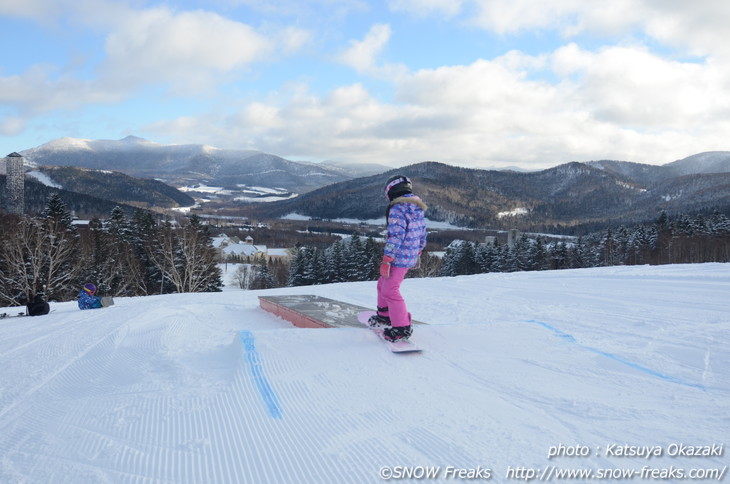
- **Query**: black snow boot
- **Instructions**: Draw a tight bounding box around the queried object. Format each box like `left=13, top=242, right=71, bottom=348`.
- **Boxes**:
left=368, top=313, right=391, bottom=328
left=383, top=325, right=412, bottom=342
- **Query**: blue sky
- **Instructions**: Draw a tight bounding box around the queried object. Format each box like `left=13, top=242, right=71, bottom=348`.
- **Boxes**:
left=1, top=0, right=729, bottom=169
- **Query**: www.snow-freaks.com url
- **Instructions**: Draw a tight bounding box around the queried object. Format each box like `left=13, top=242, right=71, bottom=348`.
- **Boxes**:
left=376, top=465, right=727, bottom=481
left=505, top=464, right=727, bottom=481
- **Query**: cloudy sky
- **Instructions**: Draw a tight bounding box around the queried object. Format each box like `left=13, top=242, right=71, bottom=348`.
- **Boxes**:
left=1, top=0, right=729, bottom=169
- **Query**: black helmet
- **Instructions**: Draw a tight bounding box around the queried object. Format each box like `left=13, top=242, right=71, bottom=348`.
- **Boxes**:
left=384, top=175, right=412, bottom=201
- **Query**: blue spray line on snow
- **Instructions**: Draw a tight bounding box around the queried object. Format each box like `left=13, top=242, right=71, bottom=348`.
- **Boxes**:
left=523, top=320, right=706, bottom=391
left=240, top=331, right=283, bottom=419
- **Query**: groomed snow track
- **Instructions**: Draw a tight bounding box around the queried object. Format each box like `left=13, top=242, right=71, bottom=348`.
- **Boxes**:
left=1, top=265, right=727, bottom=483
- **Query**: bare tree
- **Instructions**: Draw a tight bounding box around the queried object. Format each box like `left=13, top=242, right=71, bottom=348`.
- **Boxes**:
left=0, top=216, right=80, bottom=304
left=146, top=219, right=222, bottom=293
left=233, top=264, right=256, bottom=289
left=408, top=253, right=442, bottom=278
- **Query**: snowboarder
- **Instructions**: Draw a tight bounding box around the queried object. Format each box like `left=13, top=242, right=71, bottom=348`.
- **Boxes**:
left=78, top=283, right=102, bottom=310
left=369, top=175, right=427, bottom=341
left=26, top=293, right=50, bottom=316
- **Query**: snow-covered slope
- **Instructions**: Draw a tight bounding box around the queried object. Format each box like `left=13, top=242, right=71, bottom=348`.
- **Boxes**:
left=1, top=264, right=728, bottom=483
left=26, top=170, right=63, bottom=188
left=666, top=151, right=730, bottom=176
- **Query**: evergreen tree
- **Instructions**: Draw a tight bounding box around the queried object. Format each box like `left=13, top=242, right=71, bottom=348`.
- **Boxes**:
left=42, top=193, right=76, bottom=231
left=39, top=194, right=81, bottom=300
left=252, top=258, right=277, bottom=289
left=130, top=209, right=158, bottom=294
left=81, top=209, right=147, bottom=297
left=439, top=242, right=461, bottom=276
left=529, top=236, right=549, bottom=271
left=512, top=235, right=533, bottom=271
left=326, top=240, right=346, bottom=283
left=344, top=233, right=367, bottom=281
left=289, top=245, right=322, bottom=286
left=709, top=210, right=730, bottom=234
left=86, top=218, right=112, bottom=294
left=106, top=206, right=133, bottom=241
left=502, top=243, right=520, bottom=272
left=363, top=237, right=381, bottom=280
left=457, top=241, right=478, bottom=275
left=475, top=242, right=497, bottom=273
left=306, top=247, right=324, bottom=285
left=550, top=241, right=569, bottom=270
left=287, top=245, right=308, bottom=287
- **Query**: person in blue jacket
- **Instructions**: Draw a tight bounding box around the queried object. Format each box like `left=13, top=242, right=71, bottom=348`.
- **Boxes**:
left=78, top=283, right=102, bottom=310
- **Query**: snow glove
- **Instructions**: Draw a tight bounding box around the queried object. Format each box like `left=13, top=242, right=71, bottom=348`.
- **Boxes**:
left=380, top=255, right=394, bottom=278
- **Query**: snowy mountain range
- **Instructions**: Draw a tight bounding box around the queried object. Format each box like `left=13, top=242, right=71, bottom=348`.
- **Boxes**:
left=20, top=136, right=385, bottom=193
left=257, top=155, right=730, bottom=231
left=16, top=136, right=730, bottom=231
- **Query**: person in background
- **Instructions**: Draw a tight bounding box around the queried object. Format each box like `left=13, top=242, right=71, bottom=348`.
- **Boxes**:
left=26, top=293, right=50, bottom=316
left=78, top=283, right=102, bottom=310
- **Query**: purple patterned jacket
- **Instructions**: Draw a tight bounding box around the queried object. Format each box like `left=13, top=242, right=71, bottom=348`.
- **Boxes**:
left=384, top=194, right=428, bottom=268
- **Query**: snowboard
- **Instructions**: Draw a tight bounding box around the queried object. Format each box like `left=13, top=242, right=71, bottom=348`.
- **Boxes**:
left=0, top=312, right=25, bottom=319
left=101, top=296, right=115, bottom=308
left=357, top=311, right=421, bottom=353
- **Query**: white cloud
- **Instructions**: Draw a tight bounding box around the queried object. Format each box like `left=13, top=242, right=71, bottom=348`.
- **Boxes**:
left=552, top=44, right=730, bottom=127
left=338, top=24, right=392, bottom=73
left=0, top=2, right=303, bottom=133
left=0, top=64, right=123, bottom=116
left=148, top=39, right=730, bottom=168
left=6, top=0, right=730, bottom=168
left=336, top=24, right=409, bottom=81
left=470, top=0, right=585, bottom=35
left=0, top=116, right=26, bottom=137
left=100, top=8, right=273, bottom=91
left=467, top=0, right=730, bottom=61
left=641, top=0, right=730, bottom=60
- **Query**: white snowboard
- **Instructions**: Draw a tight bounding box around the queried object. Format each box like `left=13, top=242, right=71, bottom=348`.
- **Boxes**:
left=357, top=311, right=421, bottom=353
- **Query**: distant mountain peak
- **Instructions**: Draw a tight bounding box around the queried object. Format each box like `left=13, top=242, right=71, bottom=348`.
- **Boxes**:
left=666, top=151, right=730, bottom=176
left=121, top=134, right=145, bottom=142
left=38, top=137, right=93, bottom=151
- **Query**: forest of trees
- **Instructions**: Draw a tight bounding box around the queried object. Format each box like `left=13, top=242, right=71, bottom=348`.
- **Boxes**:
left=288, top=233, right=381, bottom=286
left=2, top=192, right=729, bottom=305
left=0, top=194, right=222, bottom=306
left=284, top=210, right=730, bottom=287
left=438, top=210, right=730, bottom=277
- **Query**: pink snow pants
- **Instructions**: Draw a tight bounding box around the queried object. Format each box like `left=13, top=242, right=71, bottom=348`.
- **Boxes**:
left=376, top=266, right=411, bottom=327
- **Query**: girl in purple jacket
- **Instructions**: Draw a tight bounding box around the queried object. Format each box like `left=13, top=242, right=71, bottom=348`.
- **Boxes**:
left=369, top=175, right=427, bottom=341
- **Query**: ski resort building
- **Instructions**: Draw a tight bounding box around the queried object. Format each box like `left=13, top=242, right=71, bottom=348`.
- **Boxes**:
left=212, top=234, right=291, bottom=262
